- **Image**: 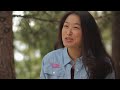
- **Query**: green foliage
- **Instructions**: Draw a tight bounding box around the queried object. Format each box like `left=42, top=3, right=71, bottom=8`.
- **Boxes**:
left=14, top=11, right=66, bottom=79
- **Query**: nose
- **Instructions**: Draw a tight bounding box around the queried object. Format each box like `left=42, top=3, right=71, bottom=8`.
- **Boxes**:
left=67, top=28, right=72, bottom=36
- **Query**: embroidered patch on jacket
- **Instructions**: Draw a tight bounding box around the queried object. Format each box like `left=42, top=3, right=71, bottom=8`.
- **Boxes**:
left=52, top=64, right=60, bottom=68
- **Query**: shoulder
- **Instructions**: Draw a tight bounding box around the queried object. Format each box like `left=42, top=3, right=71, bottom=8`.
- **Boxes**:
left=42, top=48, right=64, bottom=64
left=105, top=57, right=116, bottom=79
left=105, top=70, right=115, bottom=79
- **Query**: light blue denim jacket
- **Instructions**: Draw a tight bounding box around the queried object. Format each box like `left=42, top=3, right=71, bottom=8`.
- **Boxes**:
left=40, top=47, right=115, bottom=79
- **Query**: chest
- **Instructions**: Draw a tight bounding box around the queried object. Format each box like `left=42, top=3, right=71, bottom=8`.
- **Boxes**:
left=44, top=62, right=89, bottom=79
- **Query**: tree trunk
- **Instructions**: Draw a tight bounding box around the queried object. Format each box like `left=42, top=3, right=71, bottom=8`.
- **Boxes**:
left=112, top=11, right=120, bottom=79
left=0, top=11, right=15, bottom=79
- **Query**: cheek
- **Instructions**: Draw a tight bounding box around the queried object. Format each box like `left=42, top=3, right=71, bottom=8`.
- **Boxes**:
left=74, top=32, right=82, bottom=43
left=62, top=29, right=66, bottom=38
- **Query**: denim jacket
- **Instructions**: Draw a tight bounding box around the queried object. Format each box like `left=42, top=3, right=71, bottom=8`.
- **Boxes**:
left=40, top=47, right=115, bottom=79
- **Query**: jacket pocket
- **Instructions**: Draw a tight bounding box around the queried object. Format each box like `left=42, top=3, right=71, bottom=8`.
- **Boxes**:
left=44, top=67, right=65, bottom=79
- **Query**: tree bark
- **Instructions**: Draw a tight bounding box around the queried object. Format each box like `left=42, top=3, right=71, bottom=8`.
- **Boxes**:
left=112, top=11, right=120, bottom=79
left=0, top=11, right=15, bottom=79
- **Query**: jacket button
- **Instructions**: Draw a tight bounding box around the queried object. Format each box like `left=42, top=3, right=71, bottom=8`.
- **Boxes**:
left=53, top=72, right=55, bottom=74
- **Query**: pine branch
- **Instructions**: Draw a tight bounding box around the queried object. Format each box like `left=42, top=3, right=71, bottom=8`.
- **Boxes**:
left=12, top=15, right=60, bottom=23
left=13, top=13, right=112, bottom=23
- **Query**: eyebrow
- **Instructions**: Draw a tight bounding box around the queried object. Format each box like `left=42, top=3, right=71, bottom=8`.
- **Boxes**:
left=64, top=22, right=80, bottom=26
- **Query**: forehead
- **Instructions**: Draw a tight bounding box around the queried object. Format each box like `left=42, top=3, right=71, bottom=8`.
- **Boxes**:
left=65, top=14, right=81, bottom=24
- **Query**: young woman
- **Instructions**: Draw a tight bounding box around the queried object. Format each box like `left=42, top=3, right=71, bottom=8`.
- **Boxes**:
left=40, top=11, right=115, bottom=79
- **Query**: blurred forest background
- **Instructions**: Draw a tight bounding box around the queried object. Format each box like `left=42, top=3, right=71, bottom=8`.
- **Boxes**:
left=12, top=11, right=113, bottom=79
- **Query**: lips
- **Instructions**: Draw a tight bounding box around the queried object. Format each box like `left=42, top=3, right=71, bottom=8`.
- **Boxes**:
left=65, top=37, right=73, bottom=41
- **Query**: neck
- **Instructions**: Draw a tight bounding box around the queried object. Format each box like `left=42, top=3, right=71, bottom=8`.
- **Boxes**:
left=67, top=47, right=81, bottom=61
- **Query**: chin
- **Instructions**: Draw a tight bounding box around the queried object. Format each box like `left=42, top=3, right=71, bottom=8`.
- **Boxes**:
left=64, top=44, right=75, bottom=48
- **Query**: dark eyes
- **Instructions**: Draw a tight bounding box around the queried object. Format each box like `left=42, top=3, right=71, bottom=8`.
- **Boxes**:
left=63, top=25, right=68, bottom=28
left=63, top=25, right=80, bottom=29
left=74, top=27, right=79, bottom=29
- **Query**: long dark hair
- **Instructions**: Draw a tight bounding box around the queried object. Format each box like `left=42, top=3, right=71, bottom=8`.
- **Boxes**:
left=54, top=11, right=115, bottom=79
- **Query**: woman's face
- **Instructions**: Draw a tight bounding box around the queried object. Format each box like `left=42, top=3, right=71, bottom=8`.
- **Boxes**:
left=62, top=14, right=82, bottom=48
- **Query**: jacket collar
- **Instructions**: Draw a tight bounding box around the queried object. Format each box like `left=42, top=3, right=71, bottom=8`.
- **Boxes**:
left=63, top=47, right=83, bottom=66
